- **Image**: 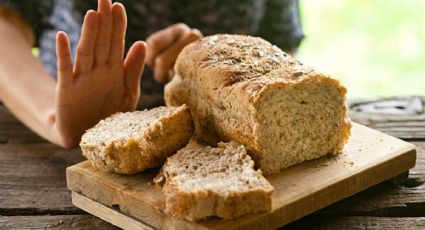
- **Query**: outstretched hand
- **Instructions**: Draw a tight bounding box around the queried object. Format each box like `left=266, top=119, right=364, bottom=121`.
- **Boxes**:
left=146, top=23, right=203, bottom=83
left=55, top=0, right=146, bottom=146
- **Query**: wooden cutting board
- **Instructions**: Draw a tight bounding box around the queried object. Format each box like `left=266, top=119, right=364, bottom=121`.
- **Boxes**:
left=66, top=123, right=417, bottom=230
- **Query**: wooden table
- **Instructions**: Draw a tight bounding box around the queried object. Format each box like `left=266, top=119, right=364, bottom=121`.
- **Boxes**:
left=1, top=98, right=424, bottom=229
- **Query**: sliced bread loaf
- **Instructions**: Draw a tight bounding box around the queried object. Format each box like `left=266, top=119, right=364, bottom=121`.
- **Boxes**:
left=156, top=142, right=273, bottom=221
left=80, top=105, right=194, bottom=174
left=165, top=34, right=351, bottom=175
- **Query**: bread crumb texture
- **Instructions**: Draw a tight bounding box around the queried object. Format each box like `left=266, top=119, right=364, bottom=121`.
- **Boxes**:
left=160, top=142, right=273, bottom=221
left=165, top=34, right=351, bottom=175
left=80, top=105, right=194, bottom=174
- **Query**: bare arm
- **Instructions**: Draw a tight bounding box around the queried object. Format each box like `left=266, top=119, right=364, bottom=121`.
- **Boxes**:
left=0, top=10, right=61, bottom=145
left=0, top=0, right=147, bottom=148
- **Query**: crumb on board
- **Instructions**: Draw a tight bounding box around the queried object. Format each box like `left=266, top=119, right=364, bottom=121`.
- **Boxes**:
left=44, top=219, right=64, bottom=229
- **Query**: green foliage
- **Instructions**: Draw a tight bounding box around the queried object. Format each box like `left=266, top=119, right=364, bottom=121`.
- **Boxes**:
left=32, top=48, right=39, bottom=57
left=298, top=0, right=425, bottom=98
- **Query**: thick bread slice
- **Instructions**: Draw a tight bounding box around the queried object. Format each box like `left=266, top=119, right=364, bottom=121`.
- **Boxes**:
left=165, top=34, right=351, bottom=175
left=80, top=105, right=194, bottom=174
left=157, top=142, right=273, bottom=221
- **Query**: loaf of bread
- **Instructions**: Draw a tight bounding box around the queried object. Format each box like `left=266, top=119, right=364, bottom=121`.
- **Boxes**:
left=80, top=105, right=194, bottom=174
left=165, top=34, right=351, bottom=175
left=155, top=142, right=273, bottom=221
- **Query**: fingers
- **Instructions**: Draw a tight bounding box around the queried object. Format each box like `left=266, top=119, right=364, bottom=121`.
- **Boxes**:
left=109, top=2, right=127, bottom=64
left=124, top=41, right=147, bottom=96
left=56, top=31, right=73, bottom=87
left=94, top=0, right=112, bottom=65
left=153, top=29, right=202, bottom=83
left=146, top=23, right=190, bottom=67
left=74, top=10, right=98, bottom=74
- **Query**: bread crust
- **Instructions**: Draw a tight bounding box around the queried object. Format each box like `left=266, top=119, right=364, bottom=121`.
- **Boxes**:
left=165, top=34, right=351, bottom=175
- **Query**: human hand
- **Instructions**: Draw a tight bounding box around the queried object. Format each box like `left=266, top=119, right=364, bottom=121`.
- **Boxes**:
left=54, top=0, right=146, bottom=145
left=146, top=23, right=203, bottom=83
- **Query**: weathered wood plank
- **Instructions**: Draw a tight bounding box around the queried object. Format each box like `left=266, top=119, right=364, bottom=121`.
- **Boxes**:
left=320, top=141, right=425, bottom=216
left=2, top=215, right=425, bottom=230
left=318, top=182, right=425, bottom=217
left=0, top=215, right=118, bottom=229
left=348, top=96, right=425, bottom=139
left=0, top=144, right=85, bottom=215
left=285, top=216, right=425, bottom=229
left=0, top=105, right=45, bottom=144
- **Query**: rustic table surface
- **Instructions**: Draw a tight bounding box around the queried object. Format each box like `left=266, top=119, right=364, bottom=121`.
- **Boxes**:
left=0, top=97, right=424, bottom=229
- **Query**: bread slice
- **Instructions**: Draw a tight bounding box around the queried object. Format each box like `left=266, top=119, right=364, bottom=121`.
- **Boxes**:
left=80, top=105, right=194, bottom=174
left=156, top=142, right=274, bottom=221
left=165, top=34, right=351, bottom=175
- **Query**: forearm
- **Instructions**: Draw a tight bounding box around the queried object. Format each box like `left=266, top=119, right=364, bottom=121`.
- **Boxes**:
left=0, top=17, right=73, bottom=147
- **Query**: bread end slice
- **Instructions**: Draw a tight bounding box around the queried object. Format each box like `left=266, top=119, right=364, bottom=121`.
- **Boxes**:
left=80, top=105, right=194, bottom=174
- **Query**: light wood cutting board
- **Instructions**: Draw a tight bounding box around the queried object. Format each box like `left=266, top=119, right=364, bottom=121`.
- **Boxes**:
left=66, top=123, right=417, bottom=230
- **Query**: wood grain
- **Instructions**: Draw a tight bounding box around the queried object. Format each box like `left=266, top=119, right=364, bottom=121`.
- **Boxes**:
left=0, top=215, right=118, bottom=229
left=0, top=144, right=85, bottom=215
left=285, top=216, right=425, bottom=229
left=67, top=123, right=417, bottom=229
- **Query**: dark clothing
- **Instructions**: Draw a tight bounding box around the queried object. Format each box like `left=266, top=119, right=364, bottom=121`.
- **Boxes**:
left=0, top=0, right=304, bottom=96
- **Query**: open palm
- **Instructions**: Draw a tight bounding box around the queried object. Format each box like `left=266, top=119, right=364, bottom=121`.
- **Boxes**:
left=54, top=0, right=146, bottom=145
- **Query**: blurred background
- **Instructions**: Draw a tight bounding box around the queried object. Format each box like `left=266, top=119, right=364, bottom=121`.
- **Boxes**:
left=298, top=0, right=425, bottom=99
